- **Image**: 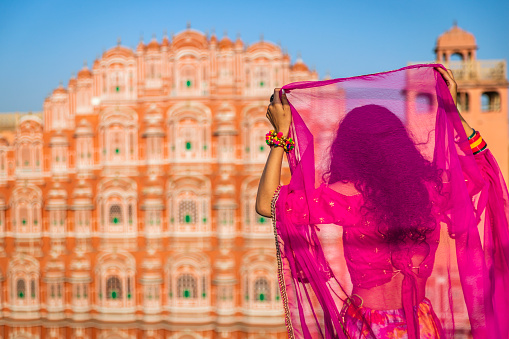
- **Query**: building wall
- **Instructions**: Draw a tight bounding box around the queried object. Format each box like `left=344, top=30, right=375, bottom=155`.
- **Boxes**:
left=0, top=28, right=317, bottom=338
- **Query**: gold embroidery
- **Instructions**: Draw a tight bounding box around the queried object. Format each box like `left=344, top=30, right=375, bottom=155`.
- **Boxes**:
left=359, top=234, right=365, bottom=239
left=271, top=185, right=295, bottom=339
left=329, top=201, right=335, bottom=207
left=319, top=217, right=324, bottom=223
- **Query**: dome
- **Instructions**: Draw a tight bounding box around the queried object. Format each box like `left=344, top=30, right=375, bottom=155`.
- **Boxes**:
left=102, top=45, right=135, bottom=59
left=172, top=29, right=208, bottom=50
left=161, top=35, right=170, bottom=48
left=218, top=36, right=234, bottom=50
left=436, top=25, right=477, bottom=49
left=77, top=66, right=92, bottom=79
left=291, top=58, right=309, bottom=72
left=246, top=40, right=280, bottom=54
left=53, top=85, right=67, bottom=95
left=146, top=38, right=160, bottom=52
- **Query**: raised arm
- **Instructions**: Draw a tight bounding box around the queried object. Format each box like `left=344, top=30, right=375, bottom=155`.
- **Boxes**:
left=255, top=89, right=292, bottom=217
left=436, top=66, right=474, bottom=137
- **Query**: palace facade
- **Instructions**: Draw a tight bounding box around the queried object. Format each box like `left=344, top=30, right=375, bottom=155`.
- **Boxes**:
left=0, top=25, right=506, bottom=339
left=0, top=28, right=317, bottom=339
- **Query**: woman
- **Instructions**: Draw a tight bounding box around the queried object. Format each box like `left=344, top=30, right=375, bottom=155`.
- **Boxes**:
left=256, top=65, right=509, bottom=338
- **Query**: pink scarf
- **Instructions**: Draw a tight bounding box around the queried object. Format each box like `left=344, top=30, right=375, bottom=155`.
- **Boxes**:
left=273, top=65, right=509, bottom=338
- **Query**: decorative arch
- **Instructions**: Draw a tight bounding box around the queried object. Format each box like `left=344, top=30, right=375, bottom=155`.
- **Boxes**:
left=14, top=119, right=43, bottom=173
left=241, top=251, right=281, bottom=312
left=166, top=252, right=210, bottom=308
left=166, top=103, right=211, bottom=161
left=10, top=185, right=42, bottom=235
left=241, top=177, right=271, bottom=236
left=242, top=105, right=272, bottom=163
left=95, top=251, right=136, bottom=310
left=8, top=254, right=40, bottom=309
left=96, top=178, right=137, bottom=236
left=99, top=108, right=139, bottom=164
left=166, top=176, right=210, bottom=234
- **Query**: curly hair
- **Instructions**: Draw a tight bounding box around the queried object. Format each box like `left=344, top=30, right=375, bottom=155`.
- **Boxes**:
left=325, top=105, right=442, bottom=243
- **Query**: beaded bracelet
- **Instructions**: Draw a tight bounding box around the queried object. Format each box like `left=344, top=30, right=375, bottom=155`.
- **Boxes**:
left=265, top=130, right=295, bottom=153
left=468, top=129, right=488, bottom=155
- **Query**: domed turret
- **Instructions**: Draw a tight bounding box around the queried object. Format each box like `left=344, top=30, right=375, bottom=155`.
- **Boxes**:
left=435, top=24, right=477, bottom=62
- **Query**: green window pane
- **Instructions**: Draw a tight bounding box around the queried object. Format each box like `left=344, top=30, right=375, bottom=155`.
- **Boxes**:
left=202, top=217, right=207, bottom=223
left=259, top=145, right=265, bottom=152
left=184, top=290, right=190, bottom=298
left=127, top=293, right=131, bottom=299
left=259, top=293, right=265, bottom=301
left=33, top=220, right=37, bottom=225
left=116, top=86, right=120, bottom=92
left=113, top=217, right=119, bottom=224
left=276, top=295, right=280, bottom=301
left=202, top=292, right=206, bottom=298
left=203, top=145, right=207, bottom=150
left=260, top=81, right=265, bottom=87
left=115, top=148, right=120, bottom=154
left=245, top=294, right=249, bottom=300
left=185, top=142, right=192, bottom=150
left=19, top=291, right=24, bottom=298
left=186, top=80, right=191, bottom=88
left=246, top=147, right=250, bottom=152
left=56, top=156, right=59, bottom=162
left=185, top=215, right=191, bottom=223
left=22, top=219, right=26, bottom=225
left=259, top=217, right=266, bottom=224
left=111, top=291, right=117, bottom=299
left=24, top=160, right=29, bottom=166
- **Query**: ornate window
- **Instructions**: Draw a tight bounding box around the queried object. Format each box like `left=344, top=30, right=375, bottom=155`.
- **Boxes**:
left=9, top=255, right=40, bottom=308
left=167, top=106, right=211, bottom=162
left=106, top=276, right=122, bottom=300
left=96, top=252, right=135, bottom=310
left=167, top=253, right=210, bottom=308
left=109, top=205, right=122, bottom=225
left=254, top=277, right=270, bottom=302
left=177, top=273, right=197, bottom=299
left=243, top=109, right=272, bottom=163
left=241, top=254, right=280, bottom=312
left=179, top=200, right=197, bottom=224
left=242, top=179, right=271, bottom=236
left=17, top=279, right=26, bottom=299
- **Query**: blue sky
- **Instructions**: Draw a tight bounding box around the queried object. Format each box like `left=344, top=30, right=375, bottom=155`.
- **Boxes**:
left=0, top=0, right=507, bottom=112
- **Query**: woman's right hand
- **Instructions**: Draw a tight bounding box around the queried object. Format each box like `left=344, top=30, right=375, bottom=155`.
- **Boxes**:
left=436, top=66, right=457, bottom=106
left=267, top=88, right=292, bottom=138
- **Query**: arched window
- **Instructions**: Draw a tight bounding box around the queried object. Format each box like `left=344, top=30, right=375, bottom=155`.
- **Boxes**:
left=106, top=276, right=122, bottom=300
left=481, top=91, right=501, bottom=112
left=179, top=200, right=197, bottom=224
left=254, top=277, right=271, bottom=302
left=450, top=53, right=464, bottom=62
left=17, top=279, right=26, bottom=299
left=181, top=65, right=196, bottom=91
left=31, top=278, right=36, bottom=298
left=109, top=205, right=122, bottom=225
left=177, top=273, right=197, bottom=299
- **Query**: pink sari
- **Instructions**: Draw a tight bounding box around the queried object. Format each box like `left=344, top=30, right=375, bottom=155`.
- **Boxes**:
left=272, top=65, right=509, bottom=338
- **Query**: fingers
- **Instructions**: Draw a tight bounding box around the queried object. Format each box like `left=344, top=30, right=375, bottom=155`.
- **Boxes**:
left=272, top=88, right=282, bottom=104
left=280, top=89, right=289, bottom=107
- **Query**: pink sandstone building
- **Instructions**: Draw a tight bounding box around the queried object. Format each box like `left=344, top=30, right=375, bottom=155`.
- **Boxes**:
left=0, top=25, right=506, bottom=338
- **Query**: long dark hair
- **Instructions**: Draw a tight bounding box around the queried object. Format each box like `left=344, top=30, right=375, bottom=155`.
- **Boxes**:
left=325, top=105, right=442, bottom=243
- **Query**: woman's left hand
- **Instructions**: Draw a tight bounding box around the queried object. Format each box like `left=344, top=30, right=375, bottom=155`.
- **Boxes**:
left=436, top=66, right=457, bottom=106
left=267, top=88, right=292, bottom=138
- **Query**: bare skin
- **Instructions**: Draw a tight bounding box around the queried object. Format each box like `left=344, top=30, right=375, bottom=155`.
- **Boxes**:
left=256, top=68, right=474, bottom=309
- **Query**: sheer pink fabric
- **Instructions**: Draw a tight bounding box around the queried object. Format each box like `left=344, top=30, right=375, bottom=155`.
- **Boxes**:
left=273, top=65, right=509, bottom=338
